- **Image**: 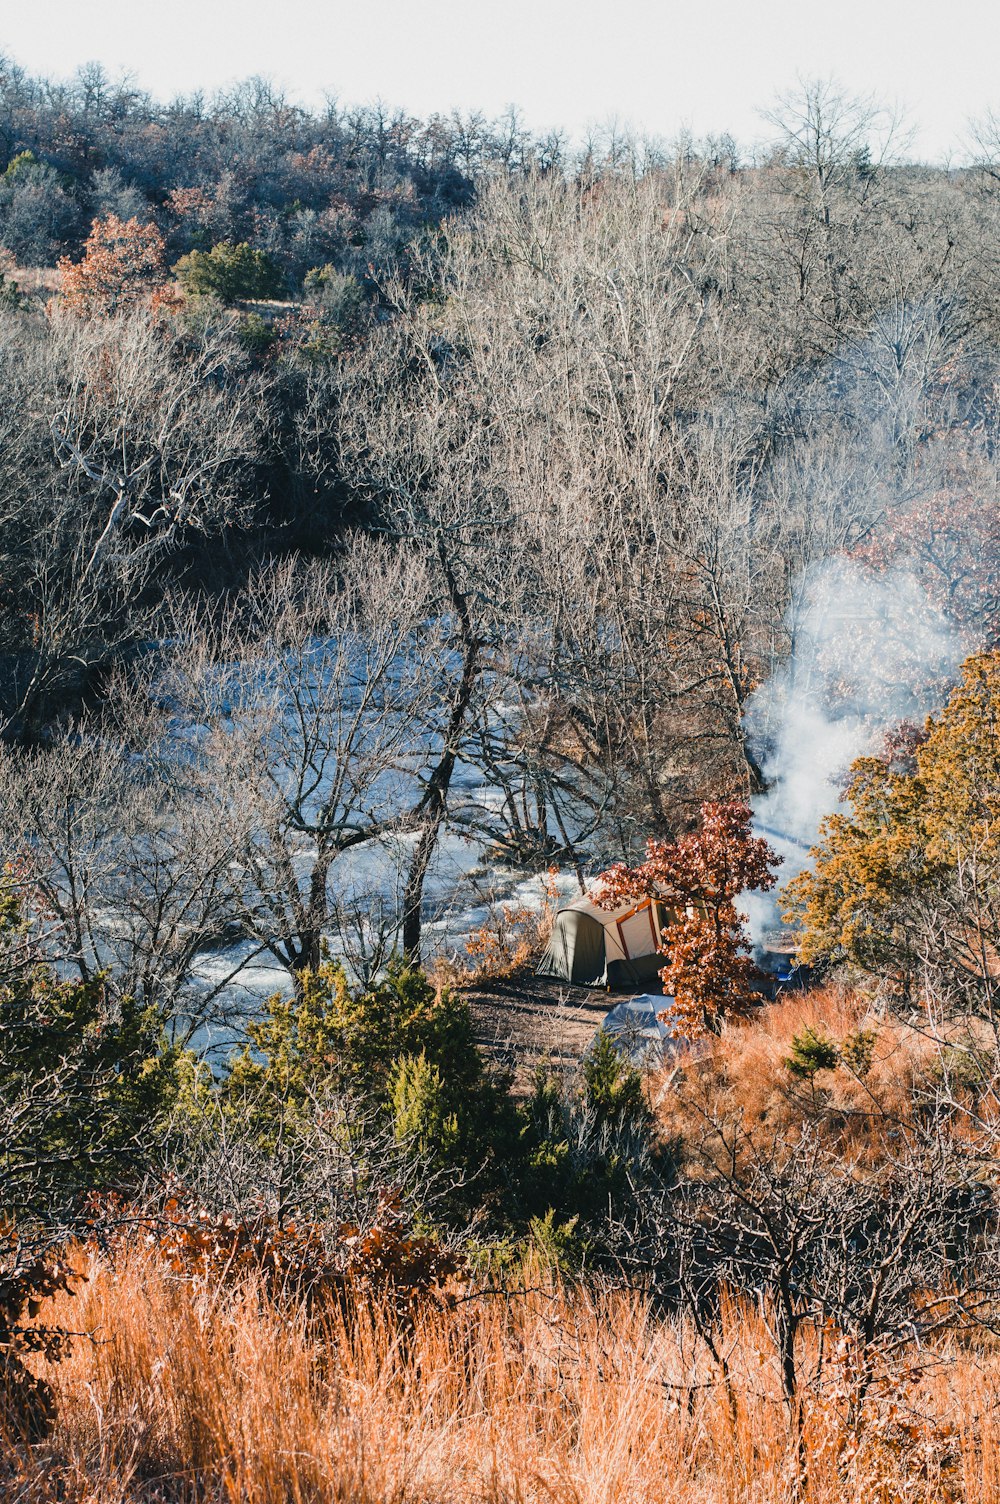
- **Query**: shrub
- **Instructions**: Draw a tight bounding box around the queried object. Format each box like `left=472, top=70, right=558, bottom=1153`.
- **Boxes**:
left=840, top=1025, right=878, bottom=1078
left=237, top=308, right=277, bottom=354
left=0, top=879, right=176, bottom=1213
left=515, top=1048, right=656, bottom=1234
left=146, top=1188, right=462, bottom=1316
left=57, top=214, right=166, bottom=315
left=224, top=960, right=517, bottom=1218
left=302, top=264, right=365, bottom=332
left=228, top=960, right=486, bottom=1106
left=460, top=871, right=561, bottom=983
left=582, top=1032, right=649, bottom=1126
left=0, top=1225, right=74, bottom=1440
left=390, top=1051, right=461, bottom=1162
left=785, top=1025, right=840, bottom=1081
left=0, top=266, right=25, bottom=310
left=175, top=240, right=285, bottom=303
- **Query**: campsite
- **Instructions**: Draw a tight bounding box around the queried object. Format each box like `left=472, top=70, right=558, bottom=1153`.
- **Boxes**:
left=536, top=890, right=677, bottom=989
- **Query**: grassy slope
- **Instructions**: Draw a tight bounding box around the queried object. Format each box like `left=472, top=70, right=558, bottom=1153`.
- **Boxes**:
left=10, top=986, right=1000, bottom=1503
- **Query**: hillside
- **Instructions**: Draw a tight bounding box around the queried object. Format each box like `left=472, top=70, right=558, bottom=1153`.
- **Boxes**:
left=7, top=54, right=1000, bottom=1503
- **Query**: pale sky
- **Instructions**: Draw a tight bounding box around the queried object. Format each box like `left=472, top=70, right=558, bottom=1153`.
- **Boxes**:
left=2, top=0, right=998, bottom=163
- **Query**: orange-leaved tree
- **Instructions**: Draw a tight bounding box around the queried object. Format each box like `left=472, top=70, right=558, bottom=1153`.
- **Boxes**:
left=597, top=801, right=780, bottom=1038
left=58, top=214, right=166, bottom=316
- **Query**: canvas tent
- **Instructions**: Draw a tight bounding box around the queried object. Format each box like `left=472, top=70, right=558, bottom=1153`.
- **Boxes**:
left=537, top=891, right=675, bottom=988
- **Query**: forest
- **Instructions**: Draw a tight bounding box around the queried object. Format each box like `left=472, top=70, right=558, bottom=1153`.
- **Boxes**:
left=6, top=51, right=1000, bottom=1501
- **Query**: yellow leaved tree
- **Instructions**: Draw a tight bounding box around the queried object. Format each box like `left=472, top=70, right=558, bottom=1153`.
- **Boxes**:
left=788, top=651, right=1000, bottom=1010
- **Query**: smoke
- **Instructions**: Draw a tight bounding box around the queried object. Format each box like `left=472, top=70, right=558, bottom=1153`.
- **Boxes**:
left=742, top=556, right=969, bottom=944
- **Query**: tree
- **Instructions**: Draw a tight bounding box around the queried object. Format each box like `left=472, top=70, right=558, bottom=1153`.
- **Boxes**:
left=58, top=214, right=166, bottom=315
left=0, top=150, right=79, bottom=264
left=174, top=240, right=285, bottom=303
left=222, top=957, right=514, bottom=1218
left=0, top=302, right=268, bottom=737
left=0, top=710, right=254, bottom=1045
left=0, top=871, right=174, bottom=1215
left=156, top=545, right=445, bottom=986
left=787, top=650, right=1000, bottom=1012
left=598, top=801, right=780, bottom=1036
left=660, top=1117, right=990, bottom=1493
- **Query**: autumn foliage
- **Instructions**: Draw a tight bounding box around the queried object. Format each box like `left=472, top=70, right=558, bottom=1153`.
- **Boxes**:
left=57, top=214, right=166, bottom=316
left=461, top=869, right=561, bottom=981
left=144, top=1191, right=463, bottom=1317
left=597, top=801, right=780, bottom=1037
left=789, top=649, right=1000, bottom=1001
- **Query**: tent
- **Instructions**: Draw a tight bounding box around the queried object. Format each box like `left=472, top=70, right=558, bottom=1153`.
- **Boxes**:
left=537, top=891, right=676, bottom=988
left=599, top=994, right=683, bottom=1066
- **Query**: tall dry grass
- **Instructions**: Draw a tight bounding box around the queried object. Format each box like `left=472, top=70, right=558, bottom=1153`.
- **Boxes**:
left=654, top=983, right=966, bottom=1168
left=5, top=1243, right=999, bottom=1503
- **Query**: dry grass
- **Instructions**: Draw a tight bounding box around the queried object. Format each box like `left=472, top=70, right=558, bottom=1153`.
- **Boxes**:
left=6, top=985, right=999, bottom=1501
left=3, top=261, right=61, bottom=298
left=3, top=1243, right=997, bottom=1503
left=654, top=984, right=969, bottom=1168
left=430, top=873, right=561, bottom=991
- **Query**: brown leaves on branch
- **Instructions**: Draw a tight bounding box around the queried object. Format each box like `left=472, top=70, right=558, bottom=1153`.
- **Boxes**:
left=597, top=801, right=780, bottom=1038
left=57, top=215, right=167, bottom=317
left=0, top=1224, right=75, bottom=1441
left=101, top=1188, right=465, bottom=1318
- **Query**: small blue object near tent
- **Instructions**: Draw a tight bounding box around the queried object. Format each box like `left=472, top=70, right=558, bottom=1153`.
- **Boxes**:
left=599, top=994, right=684, bottom=1067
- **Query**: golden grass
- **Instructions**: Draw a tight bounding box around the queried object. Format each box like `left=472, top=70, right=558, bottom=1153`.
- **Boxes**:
left=654, top=984, right=968, bottom=1168
left=5, top=1243, right=998, bottom=1503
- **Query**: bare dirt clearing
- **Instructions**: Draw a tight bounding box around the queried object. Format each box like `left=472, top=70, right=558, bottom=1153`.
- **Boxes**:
left=463, top=967, right=611, bottom=1088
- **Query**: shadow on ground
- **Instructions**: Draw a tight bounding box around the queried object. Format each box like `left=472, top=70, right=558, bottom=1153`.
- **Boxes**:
left=463, top=967, right=613, bottom=1091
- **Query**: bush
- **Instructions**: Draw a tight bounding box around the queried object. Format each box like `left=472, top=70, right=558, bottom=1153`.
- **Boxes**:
left=57, top=214, right=166, bottom=315
left=515, top=1047, right=656, bottom=1235
left=582, top=1032, right=649, bottom=1125
left=175, top=240, right=285, bottom=303
left=302, top=264, right=365, bottom=332
left=145, top=1188, right=462, bottom=1318
left=0, top=266, right=25, bottom=310
left=224, top=961, right=517, bottom=1218
left=228, top=960, right=484, bottom=1104
left=390, top=1051, right=462, bottom=1161
left=785, top=1025, right=840, bottom=1081
left=0, top=880, right=176, bottom=1214
left=237, top=309, right=277, bottom=354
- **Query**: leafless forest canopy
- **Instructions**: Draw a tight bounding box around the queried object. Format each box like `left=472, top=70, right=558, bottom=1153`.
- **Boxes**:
left=3, top=65, right=1000, bottom=1007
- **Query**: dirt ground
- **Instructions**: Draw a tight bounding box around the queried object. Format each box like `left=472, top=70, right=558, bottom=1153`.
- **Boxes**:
left=462, top=967, right=613, bottom=1090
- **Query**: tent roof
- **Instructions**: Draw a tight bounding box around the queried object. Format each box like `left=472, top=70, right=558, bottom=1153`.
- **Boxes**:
left=562, top=891, right=659, bottom=927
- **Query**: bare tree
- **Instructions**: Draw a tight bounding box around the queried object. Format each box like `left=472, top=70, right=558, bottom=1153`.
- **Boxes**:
left=0, top=304, right=270, bottom=739
left=157, top=542, right=445, bottom=985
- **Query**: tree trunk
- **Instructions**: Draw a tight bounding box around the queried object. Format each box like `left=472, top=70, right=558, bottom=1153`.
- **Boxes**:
left=402, top=564, right=481, bottom=964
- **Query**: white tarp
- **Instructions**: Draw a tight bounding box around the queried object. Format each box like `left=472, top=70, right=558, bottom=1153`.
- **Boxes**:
left=600, top=993, right=684, bottom=1065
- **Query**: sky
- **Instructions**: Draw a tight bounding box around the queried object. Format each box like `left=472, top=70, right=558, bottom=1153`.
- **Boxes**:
left=2, top=0, right=1000, bottom=163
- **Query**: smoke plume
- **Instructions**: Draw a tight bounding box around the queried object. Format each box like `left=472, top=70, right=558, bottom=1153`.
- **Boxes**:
left=742, top=556, right=969, bottom=943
